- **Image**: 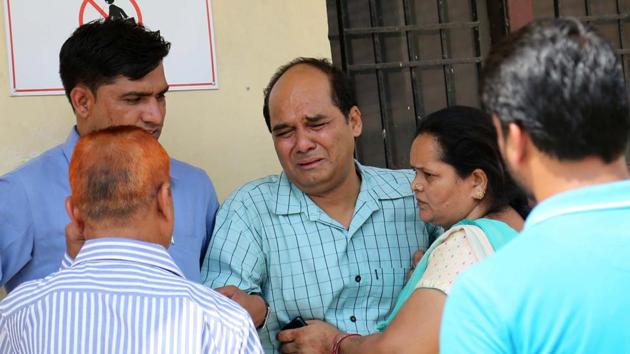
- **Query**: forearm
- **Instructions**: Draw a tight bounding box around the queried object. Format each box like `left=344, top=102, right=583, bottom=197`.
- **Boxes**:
left=248, top=293, right=268, bottom=328
left=338, top=333, right=393, bottom=354
left=341, top=289, right=445, bottom=354
left=340, top=331, right=435, bottom=354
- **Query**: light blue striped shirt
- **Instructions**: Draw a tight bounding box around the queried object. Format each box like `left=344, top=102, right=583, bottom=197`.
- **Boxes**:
left=202, top=163, right=440, bottom=352
left=0, top=238, right=263, bottom=354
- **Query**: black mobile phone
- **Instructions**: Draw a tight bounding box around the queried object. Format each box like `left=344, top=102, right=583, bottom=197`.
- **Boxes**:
left=281, top=316, right=307, bottom=330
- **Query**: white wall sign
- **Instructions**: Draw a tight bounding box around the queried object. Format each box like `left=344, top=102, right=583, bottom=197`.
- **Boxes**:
left=3, top=0, right=218, bottom=96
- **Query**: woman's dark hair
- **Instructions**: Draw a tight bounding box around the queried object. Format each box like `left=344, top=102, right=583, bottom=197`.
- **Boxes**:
left=416, top=106, right=530, bottom=218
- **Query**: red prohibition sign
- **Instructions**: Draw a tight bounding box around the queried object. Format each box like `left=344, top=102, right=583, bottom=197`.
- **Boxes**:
left=79, top=0, right=143, bottom=26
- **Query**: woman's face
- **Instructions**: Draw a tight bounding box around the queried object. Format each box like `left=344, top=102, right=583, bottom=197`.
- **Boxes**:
left=410, top=134, right=481, bottom=228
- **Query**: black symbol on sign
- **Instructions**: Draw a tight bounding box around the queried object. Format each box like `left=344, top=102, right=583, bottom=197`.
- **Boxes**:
left=106, top=0, right=128, bottom=20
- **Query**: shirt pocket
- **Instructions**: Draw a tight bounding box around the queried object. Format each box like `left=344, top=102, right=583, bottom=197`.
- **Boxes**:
left=365, top=267, right=407, bottom=308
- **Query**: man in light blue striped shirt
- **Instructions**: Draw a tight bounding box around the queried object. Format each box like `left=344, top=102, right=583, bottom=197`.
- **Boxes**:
left=0, top=127, right=263, bottom=354
left=202, top=58, right=440, bottom=352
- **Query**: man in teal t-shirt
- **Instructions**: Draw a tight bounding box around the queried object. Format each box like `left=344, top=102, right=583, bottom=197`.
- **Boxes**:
left=441, top=18, right=630, bottom=353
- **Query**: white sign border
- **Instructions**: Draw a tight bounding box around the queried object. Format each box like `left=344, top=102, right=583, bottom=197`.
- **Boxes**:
left=3, top=0, right=219, bottom=96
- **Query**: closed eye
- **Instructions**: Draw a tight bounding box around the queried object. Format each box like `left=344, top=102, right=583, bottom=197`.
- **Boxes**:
left=310, top=122, right=328, bottom=129
left=414, top=169, right=436, bottom=180
left=124, top=97, right=142, bottom=104
left=274, top=129, right=294, bottom=138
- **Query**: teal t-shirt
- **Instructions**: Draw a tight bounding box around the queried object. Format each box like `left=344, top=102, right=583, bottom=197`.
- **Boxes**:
left=441, top=180, right=630, bottom=353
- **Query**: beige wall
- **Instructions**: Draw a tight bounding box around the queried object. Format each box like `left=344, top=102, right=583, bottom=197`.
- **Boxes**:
left=0, top=1, right=331, bottom=201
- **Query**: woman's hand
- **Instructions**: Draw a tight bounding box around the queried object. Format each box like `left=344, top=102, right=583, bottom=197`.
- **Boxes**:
left=407, top=249, right=425, bottom=280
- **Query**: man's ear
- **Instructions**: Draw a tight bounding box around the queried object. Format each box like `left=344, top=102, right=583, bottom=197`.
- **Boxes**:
left=69, top=85, right=94, bottom=120
left=65, top=196, right=84, bottom=230
left=492, top=115, right=506, bottom=155
left=348, top=106, right=363, bottom=137
left=156, top=182, right=174, bottom=247
left=156, top=182, right=174, bottom=223
left=505, top=122, right=529, bottom=169
left=65, top=196, right=86, bottom=258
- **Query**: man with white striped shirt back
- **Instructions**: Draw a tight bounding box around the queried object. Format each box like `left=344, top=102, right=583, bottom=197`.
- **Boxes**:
left=0, top=126, right=263, bottom=354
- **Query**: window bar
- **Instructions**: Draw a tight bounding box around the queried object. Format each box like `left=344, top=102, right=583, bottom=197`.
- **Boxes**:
left=335, top=0, right=350, bottom=72
left=402, top=0, right=426, bottom=126
left=347, top=57, right=482, bottom=71
left=437, top=0, right=457, bottom=106
left=622, top=0, right=630, bottom=162
left=554, top=0, right=560, bottom=17
left=344, top=22, right=479, bottom=35
left=368, top=0, right=396, bottom=167
left=470, top=0, right=482, bottom=106
left=615, top=0, right=629, bottom=93
left=577, top=13, right=630, bottom=23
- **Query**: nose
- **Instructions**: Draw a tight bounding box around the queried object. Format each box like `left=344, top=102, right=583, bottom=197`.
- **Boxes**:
left=411, top=180, right=424, bottom=192
left=141, top=99, right=165, bottom=125
left=294, top=128, right=316, bottom=153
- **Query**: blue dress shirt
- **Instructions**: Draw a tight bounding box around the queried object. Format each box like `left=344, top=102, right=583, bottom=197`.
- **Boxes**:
left=0, top=128, right=219, bottom=291
left=0, top=238, right=263, bottom=354
left=202, top=163, right=440, bottom=352
left=441, top=180, right=630, bottom=353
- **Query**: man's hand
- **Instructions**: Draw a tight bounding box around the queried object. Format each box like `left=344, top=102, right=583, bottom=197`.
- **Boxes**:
left=65, top=221, right=85, bottom=259
left=277, top=320, right=341, bottom=354
left=215, top=285, right=267, bottom=327
left=406, top=248, right=425, bottom=280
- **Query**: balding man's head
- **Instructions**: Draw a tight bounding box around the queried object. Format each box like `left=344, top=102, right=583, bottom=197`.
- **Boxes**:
left=68, top=126, right=172, bottom=243
left=262, top=57, right=357, bottom=132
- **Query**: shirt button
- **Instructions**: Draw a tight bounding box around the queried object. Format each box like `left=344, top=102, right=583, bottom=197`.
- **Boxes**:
left=355, top=275, right=361, bottom=282
left=350, top=315, right=357, bottom=322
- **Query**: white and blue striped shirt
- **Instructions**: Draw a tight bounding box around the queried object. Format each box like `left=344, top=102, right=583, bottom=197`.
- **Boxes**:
left=0, top=238, right=263, bottom=354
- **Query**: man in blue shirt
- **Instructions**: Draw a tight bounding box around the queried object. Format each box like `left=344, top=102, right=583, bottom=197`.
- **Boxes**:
left=0, top=126, right=262, bottom=353
left=0, top=19, right=219, bottom=292
left=441, top=18, right=630, bottom=353
left=202, top=58, right=440, bottom=352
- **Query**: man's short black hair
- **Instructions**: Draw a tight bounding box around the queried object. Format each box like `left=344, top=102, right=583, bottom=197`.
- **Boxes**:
left=481, top=17, right=629, bottom=163
left=59, top=19, right=171, bottom=102
left=262, top=57, right=357, bottom=132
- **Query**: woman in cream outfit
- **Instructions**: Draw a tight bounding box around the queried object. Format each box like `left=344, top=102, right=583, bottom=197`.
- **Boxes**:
left=317, top=106, right=529, bottom=354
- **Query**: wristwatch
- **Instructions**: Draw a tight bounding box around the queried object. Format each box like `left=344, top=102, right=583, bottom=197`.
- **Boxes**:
left=248, top=292, right=270, bottom=330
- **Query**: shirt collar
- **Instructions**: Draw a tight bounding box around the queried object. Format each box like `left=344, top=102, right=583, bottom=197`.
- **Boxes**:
left=273, top=160, right=413, bottom=216
left=525, top=179, right=630, bottom=228
left=62, top=126, right=80, bottom=164
left=361, top=163, right=414, bottom=201
left=72, top=237, right=185, bottom=278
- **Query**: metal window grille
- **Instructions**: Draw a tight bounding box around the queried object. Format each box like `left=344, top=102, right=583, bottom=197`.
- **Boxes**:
left=327, top=0, right=630, bottom=169
left=327, top=0, right=491, bottom=169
